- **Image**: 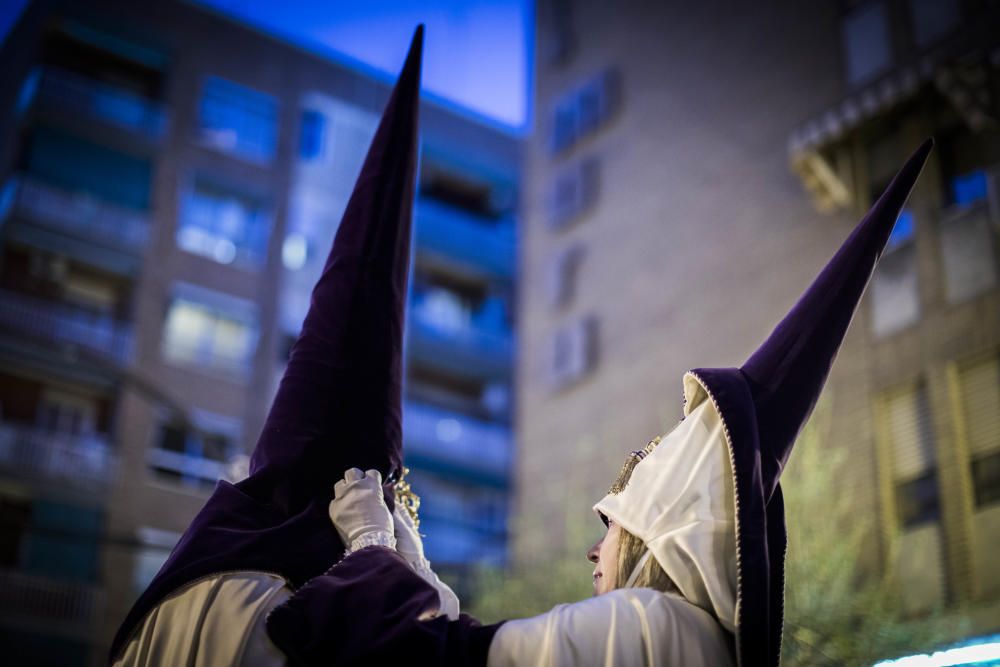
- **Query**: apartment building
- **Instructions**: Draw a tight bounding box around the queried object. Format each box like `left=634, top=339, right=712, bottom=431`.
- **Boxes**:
left=0, top=1, right=518, bottom=663
left=520, top=0, right=999, bottom=646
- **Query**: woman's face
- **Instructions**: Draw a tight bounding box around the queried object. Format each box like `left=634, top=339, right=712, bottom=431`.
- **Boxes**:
left=587, top=519, right=621, bottom=596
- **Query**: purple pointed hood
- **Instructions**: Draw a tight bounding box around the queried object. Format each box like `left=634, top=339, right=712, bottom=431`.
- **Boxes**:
left=245, top=25, right=424, bottom=512
left=685, top=138, right=933, bottom=667
left=110, top=27, right=424, bottom=662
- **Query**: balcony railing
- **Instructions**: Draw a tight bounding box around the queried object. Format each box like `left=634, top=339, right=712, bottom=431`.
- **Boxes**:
left=0, top=567, right=103, bottom=625
left=403, top=401, right=511, bottom=478
left=0, top=422, right=118, bottom=491
left=415, top=198, right=515, bottom=281
left=408, top=307, right=512, bottom=381
left=5, top=175, right=151, bottom=251
left=0, top=288, right=132, bottom=363
left=33, top=66, right=167, bottom=139
left=147, top=447, right=228, bottom=486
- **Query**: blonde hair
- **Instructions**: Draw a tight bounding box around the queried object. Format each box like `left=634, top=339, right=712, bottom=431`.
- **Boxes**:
left=615, top=528, right=677, bottom=593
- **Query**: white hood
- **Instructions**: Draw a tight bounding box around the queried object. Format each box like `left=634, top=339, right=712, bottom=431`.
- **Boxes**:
left=593, top=373, right=737, bottom=633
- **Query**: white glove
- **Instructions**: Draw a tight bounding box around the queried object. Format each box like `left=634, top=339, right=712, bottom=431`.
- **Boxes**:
left=329, top=468, right=395, bottom=553
left=393, top=504, right=460, bottom=620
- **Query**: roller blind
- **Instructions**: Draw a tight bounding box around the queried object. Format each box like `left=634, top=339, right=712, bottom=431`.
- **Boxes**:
left=959, top=356, right=1000, bottom=457
left=886, top=385, right=936, bottom=480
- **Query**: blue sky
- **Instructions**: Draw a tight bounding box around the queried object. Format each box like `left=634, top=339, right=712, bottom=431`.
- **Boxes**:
left=195, top=1, right=531, bottom=130
left=1, top=0, right=531, bottom=130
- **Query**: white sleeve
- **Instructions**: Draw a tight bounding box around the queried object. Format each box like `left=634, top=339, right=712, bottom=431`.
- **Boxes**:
left=114, top=573, right=292, bottom=667
left=486, top=588, right=735, bottom=667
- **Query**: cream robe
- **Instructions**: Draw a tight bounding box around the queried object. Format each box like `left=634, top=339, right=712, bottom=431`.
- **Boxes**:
left=117, top=573, right=733, bottom=666
left=115, top=573, right=290, bottom=667
left=487, top=587, right=735, bottom=666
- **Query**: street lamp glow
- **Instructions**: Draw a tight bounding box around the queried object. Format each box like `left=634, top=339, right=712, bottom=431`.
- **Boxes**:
left=873, top=637, right=1000, bottom=667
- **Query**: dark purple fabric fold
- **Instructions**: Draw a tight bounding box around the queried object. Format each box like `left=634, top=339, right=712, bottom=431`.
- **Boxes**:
left=266, top=547, right=503, bottom=667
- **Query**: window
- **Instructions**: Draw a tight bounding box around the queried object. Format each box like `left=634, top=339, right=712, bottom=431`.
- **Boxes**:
left=148, top=408, right=242, bottom=487
left=841, top=1, right=892, bottom=85
left=23, top=500, right=102, bottom=581
left=25, top=126, right=151, bottom=209
left=0, top=495, right=31, bottom=568
left=939, top=202, right=999, bottom=304
left=178, top=179, right=270, bottom=267
left=197, top=76, right=277, bottom=162
left=414, top=287, right=472, bottom=333
left=295, top=94, right=376, bottom=182
left=36, top=389, right=96, bottom=436
left=550, top=69, right=621, bottom=154
left=879, top=382, right=946, bottom=613
left=871, top=212, right=919, bottom=337
left=149, top=423, right=234, bottom=487
left=908, top=0, right=959, bottom=48
left=897, top=470, right=940, bottom=527
left=550, top=316, right=598, bottom=389
left=887, top=209, right=915, bottom=248
left=162, top=286, right=258, bottom=376
left=549, top=158, right=599, bottom=230
left=420, top=169, right=497, bottom=219
left=952, top=171, right=989, bottom=206
left=972, top=451, right=1000, bottom=508
left=883, top=385, right=939, bottom=529
left=545, top=244, right=584, bottom=308
left=298, top=109, right=325, bottom=160
left=957, top=356, right=1000, bottom=507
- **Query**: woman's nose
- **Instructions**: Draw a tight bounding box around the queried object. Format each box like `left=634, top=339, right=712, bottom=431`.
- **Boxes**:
left=587, top=538, right=602, bottom=564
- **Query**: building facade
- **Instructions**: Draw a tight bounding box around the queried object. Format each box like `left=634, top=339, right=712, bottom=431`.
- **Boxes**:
left=519, top=0, right=999, bottom=648
left=0, top=1, right=518, bottom=663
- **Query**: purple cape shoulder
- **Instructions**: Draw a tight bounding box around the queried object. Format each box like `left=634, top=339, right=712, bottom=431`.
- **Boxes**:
left=267, top=547, right=503, bottom=666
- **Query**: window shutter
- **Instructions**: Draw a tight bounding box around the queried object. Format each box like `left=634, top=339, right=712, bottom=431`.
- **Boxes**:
left=960, top=355, right=1000, bottom=598
left=886, top=386, right=935, bottom=480
left=959, top=356, right=1000, bottom=458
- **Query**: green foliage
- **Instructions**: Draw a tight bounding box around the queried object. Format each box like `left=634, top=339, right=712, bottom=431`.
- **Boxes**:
left=780, top=402, right=962, bottom=666
left=466, top=548, right=595, bottom=623
left=466, top=484, right=598, bottom=623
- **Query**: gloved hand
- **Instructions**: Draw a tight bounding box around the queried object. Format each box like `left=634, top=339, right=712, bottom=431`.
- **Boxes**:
left=329, top=468, right=395, bottom=553
left=393, top=504, right=460, bottom=620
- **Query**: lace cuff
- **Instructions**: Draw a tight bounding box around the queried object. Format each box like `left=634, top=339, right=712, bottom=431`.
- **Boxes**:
left=348, top=530, right=396, bottom=554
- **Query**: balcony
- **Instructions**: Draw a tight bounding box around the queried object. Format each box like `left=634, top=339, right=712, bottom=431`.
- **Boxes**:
left=146, top=447, right=228, bottom=488
left=414, top=197, right=515, bottom=281
left=0, top=422, right=117, bottom=492
left=0, top=567, right=102, bottom=626
left=30, top=66, right=167, bottom=140
left=403, top=401, right=511, bottom=483
left=2, top=176, right=151, bottom=268
left=408, top=306, right=512, bottom=382
left=0, top=288, right=132, bottom=364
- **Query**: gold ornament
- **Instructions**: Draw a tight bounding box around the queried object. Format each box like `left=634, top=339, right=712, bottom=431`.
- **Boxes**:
left=393, top=467, right=421, bottom=529
left=608, top=436, right=662, bottom=495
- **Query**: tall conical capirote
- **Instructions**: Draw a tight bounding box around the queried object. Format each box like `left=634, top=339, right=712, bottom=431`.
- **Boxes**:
left=742, top=137, right=934, bottom=494
left=685, top=138, right=934, bottom=667
left=109, top=28, right=425, bottom=661
left=245, top=26, right=424, bottom=514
